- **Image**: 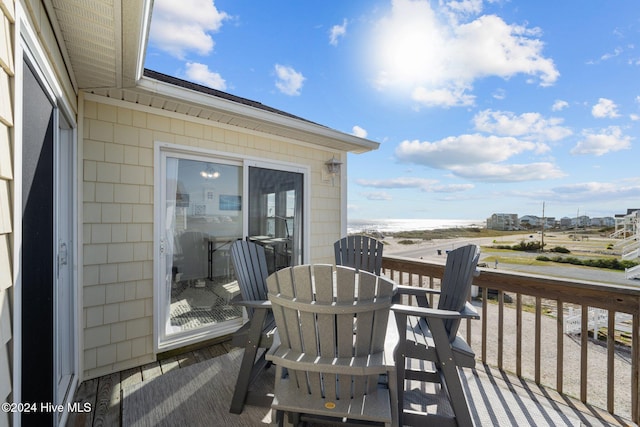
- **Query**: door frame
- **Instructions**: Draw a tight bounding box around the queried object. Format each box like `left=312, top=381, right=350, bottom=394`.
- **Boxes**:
left=15, top=7, right=80, bottom=426
left=153, top=142, right=310, bottom=352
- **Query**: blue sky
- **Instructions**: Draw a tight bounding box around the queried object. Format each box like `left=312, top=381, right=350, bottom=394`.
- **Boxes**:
left=145, top=0, right=640, bottom=221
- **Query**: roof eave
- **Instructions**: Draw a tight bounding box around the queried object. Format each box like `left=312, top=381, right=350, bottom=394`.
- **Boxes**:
left=136, top=75, right=380, bottom=154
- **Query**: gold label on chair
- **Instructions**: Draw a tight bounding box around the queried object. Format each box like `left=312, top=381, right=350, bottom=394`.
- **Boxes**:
left=324, top=402, right=336, bottom=409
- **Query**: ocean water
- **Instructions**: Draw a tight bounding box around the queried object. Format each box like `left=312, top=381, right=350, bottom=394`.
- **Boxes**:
left=347, top=218, right=485, bottom=234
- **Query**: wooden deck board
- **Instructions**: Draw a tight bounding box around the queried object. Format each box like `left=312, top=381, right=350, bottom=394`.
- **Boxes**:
left=92, top=373, right=120, bottom=427
left=71, top=339, right=633, bottom=427
left=140, top=362, right=163, bottom=381
left=66, top=378, right=98, bottom=427
left=159, top=356, right=180, bottom=374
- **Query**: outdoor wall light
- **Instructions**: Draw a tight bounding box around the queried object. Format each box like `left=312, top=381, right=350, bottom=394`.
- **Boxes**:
left=323, top=156, right=343, bottom=186
left=325, top=156, right=342, bottom=176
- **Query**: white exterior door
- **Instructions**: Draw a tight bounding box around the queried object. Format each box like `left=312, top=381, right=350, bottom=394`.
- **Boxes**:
left=54, top=120, right=75, bottom=415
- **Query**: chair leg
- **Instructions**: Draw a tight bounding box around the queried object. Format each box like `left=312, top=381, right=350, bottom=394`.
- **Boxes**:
left=388, top=367, right=399, bottom=427
left=394, top=312, right=407, bottom=427
left=273, top=409, right=284, bottom=427
left=430, top=319, right=473, bottom=427
left=230, top=308, right=269, bottom=414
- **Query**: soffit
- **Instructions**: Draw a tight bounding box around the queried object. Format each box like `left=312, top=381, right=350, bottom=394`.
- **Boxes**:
left=49, top=0, right=146, bottom=89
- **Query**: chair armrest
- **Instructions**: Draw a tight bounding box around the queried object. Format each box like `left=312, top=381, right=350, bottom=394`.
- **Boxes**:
left=230, top=298, right=272, bottom=309
left=395, top=285, right=441, bottom=296
left=392, top=303, right=463, bottom=319
left=460, top=301, right=480, bottom=319
left=392, top=302, right=479, bottom=320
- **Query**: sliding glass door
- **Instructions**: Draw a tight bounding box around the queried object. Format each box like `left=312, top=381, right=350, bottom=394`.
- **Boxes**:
left=248, top=167, right=303, bottom=274
left=156, top=149, right=307, bottom=350
left=159, top=153, right=244, bottom=348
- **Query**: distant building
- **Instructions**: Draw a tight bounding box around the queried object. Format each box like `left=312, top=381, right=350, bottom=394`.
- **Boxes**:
left=519, top=215, right=540, bottom=228
left=575, top=215, right=591, bottom=228
left=545, top=217, right=557, bottom=228
left=487, top=213, right=519, bottom=230
left=590, top=217, right=615, bottom=227
left=560, top=217, right=572, bottom=228
left=520, top=215, right=556, bottom=229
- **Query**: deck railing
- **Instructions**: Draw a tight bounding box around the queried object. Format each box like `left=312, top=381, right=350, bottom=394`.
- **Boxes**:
left=382, top=254, right=640, bottom=424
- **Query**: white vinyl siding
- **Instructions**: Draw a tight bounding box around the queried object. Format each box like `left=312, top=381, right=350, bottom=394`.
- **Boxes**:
left=0, top=0, right=13, bottom=424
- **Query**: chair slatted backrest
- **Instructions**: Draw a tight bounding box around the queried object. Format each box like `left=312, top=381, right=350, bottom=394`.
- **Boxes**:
left=334, top=235, right=383, bottom=276
left=230, top=240, right=269, bottom=319
left=437, top=244, right=480, bottom=340
left=267, top=265, right=394, bottom=400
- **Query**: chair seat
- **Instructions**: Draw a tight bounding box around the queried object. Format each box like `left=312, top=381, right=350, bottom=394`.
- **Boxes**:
left=272, top=376, right=392, bottom=424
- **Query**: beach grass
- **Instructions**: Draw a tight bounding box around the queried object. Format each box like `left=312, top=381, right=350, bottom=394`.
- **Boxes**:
left=389, top=227, right=522, bottom=240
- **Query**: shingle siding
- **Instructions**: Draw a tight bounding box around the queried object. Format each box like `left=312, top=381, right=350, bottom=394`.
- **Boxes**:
left=0, top=0, right=13, bottom=423
left=81, top=97, right=343, bottom=379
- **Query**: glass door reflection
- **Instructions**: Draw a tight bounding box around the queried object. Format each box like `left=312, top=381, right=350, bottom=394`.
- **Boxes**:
left=163, top=157, right=243, bottom=341
left=248, top=167, right=303, bottom=274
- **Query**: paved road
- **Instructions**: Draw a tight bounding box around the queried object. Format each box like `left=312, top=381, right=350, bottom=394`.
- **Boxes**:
left=385, top=236, right=640, bottom=287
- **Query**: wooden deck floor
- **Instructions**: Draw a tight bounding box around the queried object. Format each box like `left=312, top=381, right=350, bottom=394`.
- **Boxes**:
left=66, top=338, right=635, bottom=427
left=66, top=339, right=236, bottom=427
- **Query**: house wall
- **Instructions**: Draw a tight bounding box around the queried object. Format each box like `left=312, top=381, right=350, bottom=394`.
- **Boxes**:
left=0, top=1, right=15, bottom=425
left=81, top=95, right=344, bottom=379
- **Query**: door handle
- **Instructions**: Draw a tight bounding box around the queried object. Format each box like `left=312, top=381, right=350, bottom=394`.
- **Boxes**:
left=58, top=241, right=68, bottom=266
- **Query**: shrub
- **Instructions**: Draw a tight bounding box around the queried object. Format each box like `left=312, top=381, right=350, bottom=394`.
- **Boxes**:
left=550, top=246, right=570, bottom=254
left=493, top=244, right=512, bottom=250
left=536, top=256, right=551, bottom=262
left=397, top=239, right=417, bottom=245
left=511, top=240, right=543, bottom=251
left=621, top=260, right=640, bottom=269
left=546, top=256, right=639, bottom=271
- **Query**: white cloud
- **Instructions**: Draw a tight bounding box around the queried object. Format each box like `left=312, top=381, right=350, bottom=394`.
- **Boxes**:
left=441, top=0, right=484, bottom=22
left=412, top=86, right=475, bottom=108
left=395, top=134, right=537, bottom=169
left=357, top=177, right=439, bottom=190
left=449, top=162, right=565, bottom=182
left=370, top=0, right=558, bottom=107
left=149, top=0, right=229, bottom=59
left=394, top=133, right=566, bottom=182
left=356, top=177, right=472, bottom=193
left=329, top=19, right=348, bottom=46
left=601, top=47, right=623, bottom=61
left=492, top=88, right=506, bottom=100
left=473, top=109, right=572, bottom=144
left=431, top=183, right=475, bottom=192
left=591, top=98, right=620, bottom=118
left=630, top=114, right=640, bottom=121
left=549, top=179, right=640, bottom=202
left=362, top=191, right=392, bottom=201
left=352, top=125, right=368, bottom=138
left=552, top=100, right=569, bottom=111
left=274, top=64, right=305, bottom=96
left=571, top=126, right=632, bottom=156
left=185, top=62, right=227, bottom=90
